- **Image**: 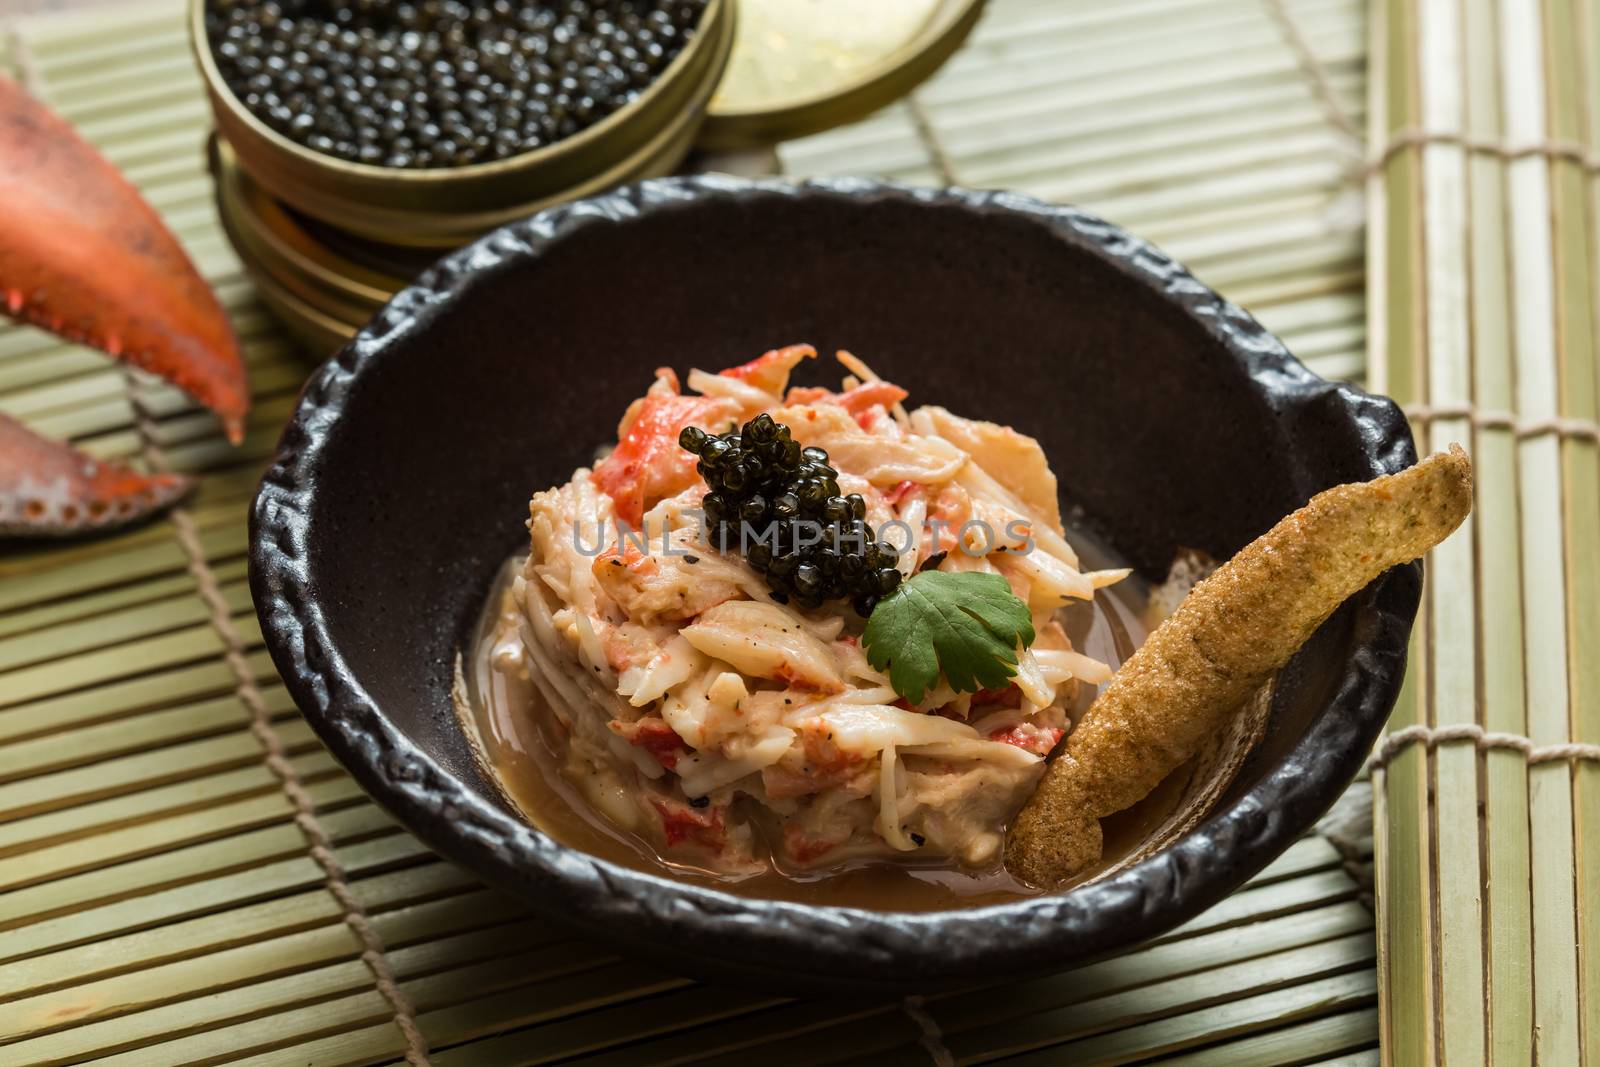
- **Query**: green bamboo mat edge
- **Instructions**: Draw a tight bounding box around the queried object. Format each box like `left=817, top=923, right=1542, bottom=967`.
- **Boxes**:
left=0, top=1, right=1377, bottom=1064
left=1366, top=0, right=1600, bottom=1060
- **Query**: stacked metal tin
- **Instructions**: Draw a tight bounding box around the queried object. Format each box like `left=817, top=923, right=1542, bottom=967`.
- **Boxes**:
left=192, top=0, right=984, bottom=352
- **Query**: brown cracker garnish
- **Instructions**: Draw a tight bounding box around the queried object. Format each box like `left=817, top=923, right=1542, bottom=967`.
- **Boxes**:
left=1005, top=446, right=1474, bottom=889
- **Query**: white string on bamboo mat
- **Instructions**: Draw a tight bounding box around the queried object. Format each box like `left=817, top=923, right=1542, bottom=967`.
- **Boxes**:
left=902, top=996, right=957, bottom=1067
left=1263, top=0, right=1364, bottom=152
left=1403, top=403, right=1600, bottom=446
left=1369, top=126, right=1600, bottom=174
left=1371, top=723, right=1600, bottom=769
left=123, top=376, right=433, bottom=1067
left=904, top=94, right=958, bottom=186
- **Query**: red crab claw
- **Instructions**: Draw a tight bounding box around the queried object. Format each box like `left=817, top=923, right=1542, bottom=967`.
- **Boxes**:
left=0, top=74, right=248, bottom=442
left=1, top=76, right=245, bottom=539
left=0, top=413, right=192, bottom=537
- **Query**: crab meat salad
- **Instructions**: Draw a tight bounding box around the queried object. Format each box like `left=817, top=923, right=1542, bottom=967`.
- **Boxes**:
left=466, top=345, right=1137, bottom=891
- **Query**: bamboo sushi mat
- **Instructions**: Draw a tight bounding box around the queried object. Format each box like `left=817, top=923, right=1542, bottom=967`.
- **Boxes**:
left=0, top=0, right=1378, bottom=1063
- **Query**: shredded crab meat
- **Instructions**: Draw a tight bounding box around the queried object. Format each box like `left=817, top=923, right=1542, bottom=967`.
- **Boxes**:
left=680, top=600, right=847, bottom=694
left=502, top=350, right=1123, bottom=873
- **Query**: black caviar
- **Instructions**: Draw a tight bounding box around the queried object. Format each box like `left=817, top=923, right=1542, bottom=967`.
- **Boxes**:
left=205, top=0, right=708, bottom=168
left=680, top=414, right=902, bottom=614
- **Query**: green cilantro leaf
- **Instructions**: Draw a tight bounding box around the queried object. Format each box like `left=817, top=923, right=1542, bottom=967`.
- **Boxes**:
left=861, top=570, right=1036, bottom=705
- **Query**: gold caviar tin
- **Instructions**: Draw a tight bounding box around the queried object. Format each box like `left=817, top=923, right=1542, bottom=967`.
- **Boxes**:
left=698, top=0, right=985, bottom=150
left=191, top=0, right=735, bottom=249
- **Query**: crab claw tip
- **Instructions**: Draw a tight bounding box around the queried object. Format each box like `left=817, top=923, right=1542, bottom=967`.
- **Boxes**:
left=1, top=414, right=195, bottom=538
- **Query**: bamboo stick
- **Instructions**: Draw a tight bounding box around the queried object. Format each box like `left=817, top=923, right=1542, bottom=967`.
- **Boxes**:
left=1501, top=0, right=1582, bottom=1057
left=937, top=938, right=1382, bottom=1064
left=0, top=564, right=233, bottom=643
left=0, top=546, right=224, bottom=616
left=213, top=961, right=692, bottom=1067
left=81, top=938, right=606, bottom=1067
left=0, top=731, right=317, bottom=848
left=1413, top=3, right=1486, bottom=1064
left=1578, top=0, right=1600, bottom=1041
left=0, top=802, right=398, bottom=961
left=933, top=895, right=1369, bottom=1038
left=1569, top=5, right=1600, bottom=1057
left=923, top=67, right=1364, bottom=172
left=1546, top=0, right=1600, bottom=1057
left=0, top=585, right=239, bottom=676
left=694, top=1016, right=921, bottom=1067
left=1461, top=0, right=1536, bottom=1057
left=0, top=694, right=302, bottom=822
left=0, top=681, right=280, bottom=786
left=574, top=1000, right=907, bottom=1067
left=920, top=1, right=1360, bottom=116
left=1154, top=1011, right=1382, bottom=1066
left=2, top=814, right=397, bottom=961
left=1366, top=0, right=1437, bottom=1060
left=0, top=650, right=275, bottom=745
left=0, top=860, right=478, bottom=1016
left=0, top=762, right=357, bottom=898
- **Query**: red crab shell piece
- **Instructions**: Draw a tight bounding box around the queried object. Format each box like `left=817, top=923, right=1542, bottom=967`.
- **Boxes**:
left=719, top=343, right=816, bottom=395
left=0, top=413, right=192, bottom=537
left=0, top=75, right=248, bottom=442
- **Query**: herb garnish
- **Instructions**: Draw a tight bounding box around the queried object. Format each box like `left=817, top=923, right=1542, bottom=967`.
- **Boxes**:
left=861, top=571, right=1036, bottom=704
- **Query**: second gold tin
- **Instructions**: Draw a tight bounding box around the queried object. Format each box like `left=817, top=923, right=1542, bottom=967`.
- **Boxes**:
left=698, top=0, right=985, bottom=150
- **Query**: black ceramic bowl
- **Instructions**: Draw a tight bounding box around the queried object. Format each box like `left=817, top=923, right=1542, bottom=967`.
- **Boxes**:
left=251, top=176, right=1417, bottom=994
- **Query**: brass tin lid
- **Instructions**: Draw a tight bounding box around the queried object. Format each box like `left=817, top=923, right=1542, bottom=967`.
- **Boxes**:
left=190, top=0, right=734, bottom=247
left=293, top=209, right=442, bottom=280
left=698, top=0, right=984, bottom=150
left=250, top=266, right=365, bottom=355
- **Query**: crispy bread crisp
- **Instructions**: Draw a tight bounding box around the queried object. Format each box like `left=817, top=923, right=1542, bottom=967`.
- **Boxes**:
left=1005, top=446, right=1474, bottom=889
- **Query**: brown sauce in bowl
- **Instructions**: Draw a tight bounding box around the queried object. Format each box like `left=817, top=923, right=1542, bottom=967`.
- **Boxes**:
left=456, top=531, right=1193, bottom=911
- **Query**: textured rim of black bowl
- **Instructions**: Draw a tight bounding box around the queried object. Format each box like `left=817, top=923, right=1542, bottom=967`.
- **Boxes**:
left=251, top=175, right=1418, bottom=991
